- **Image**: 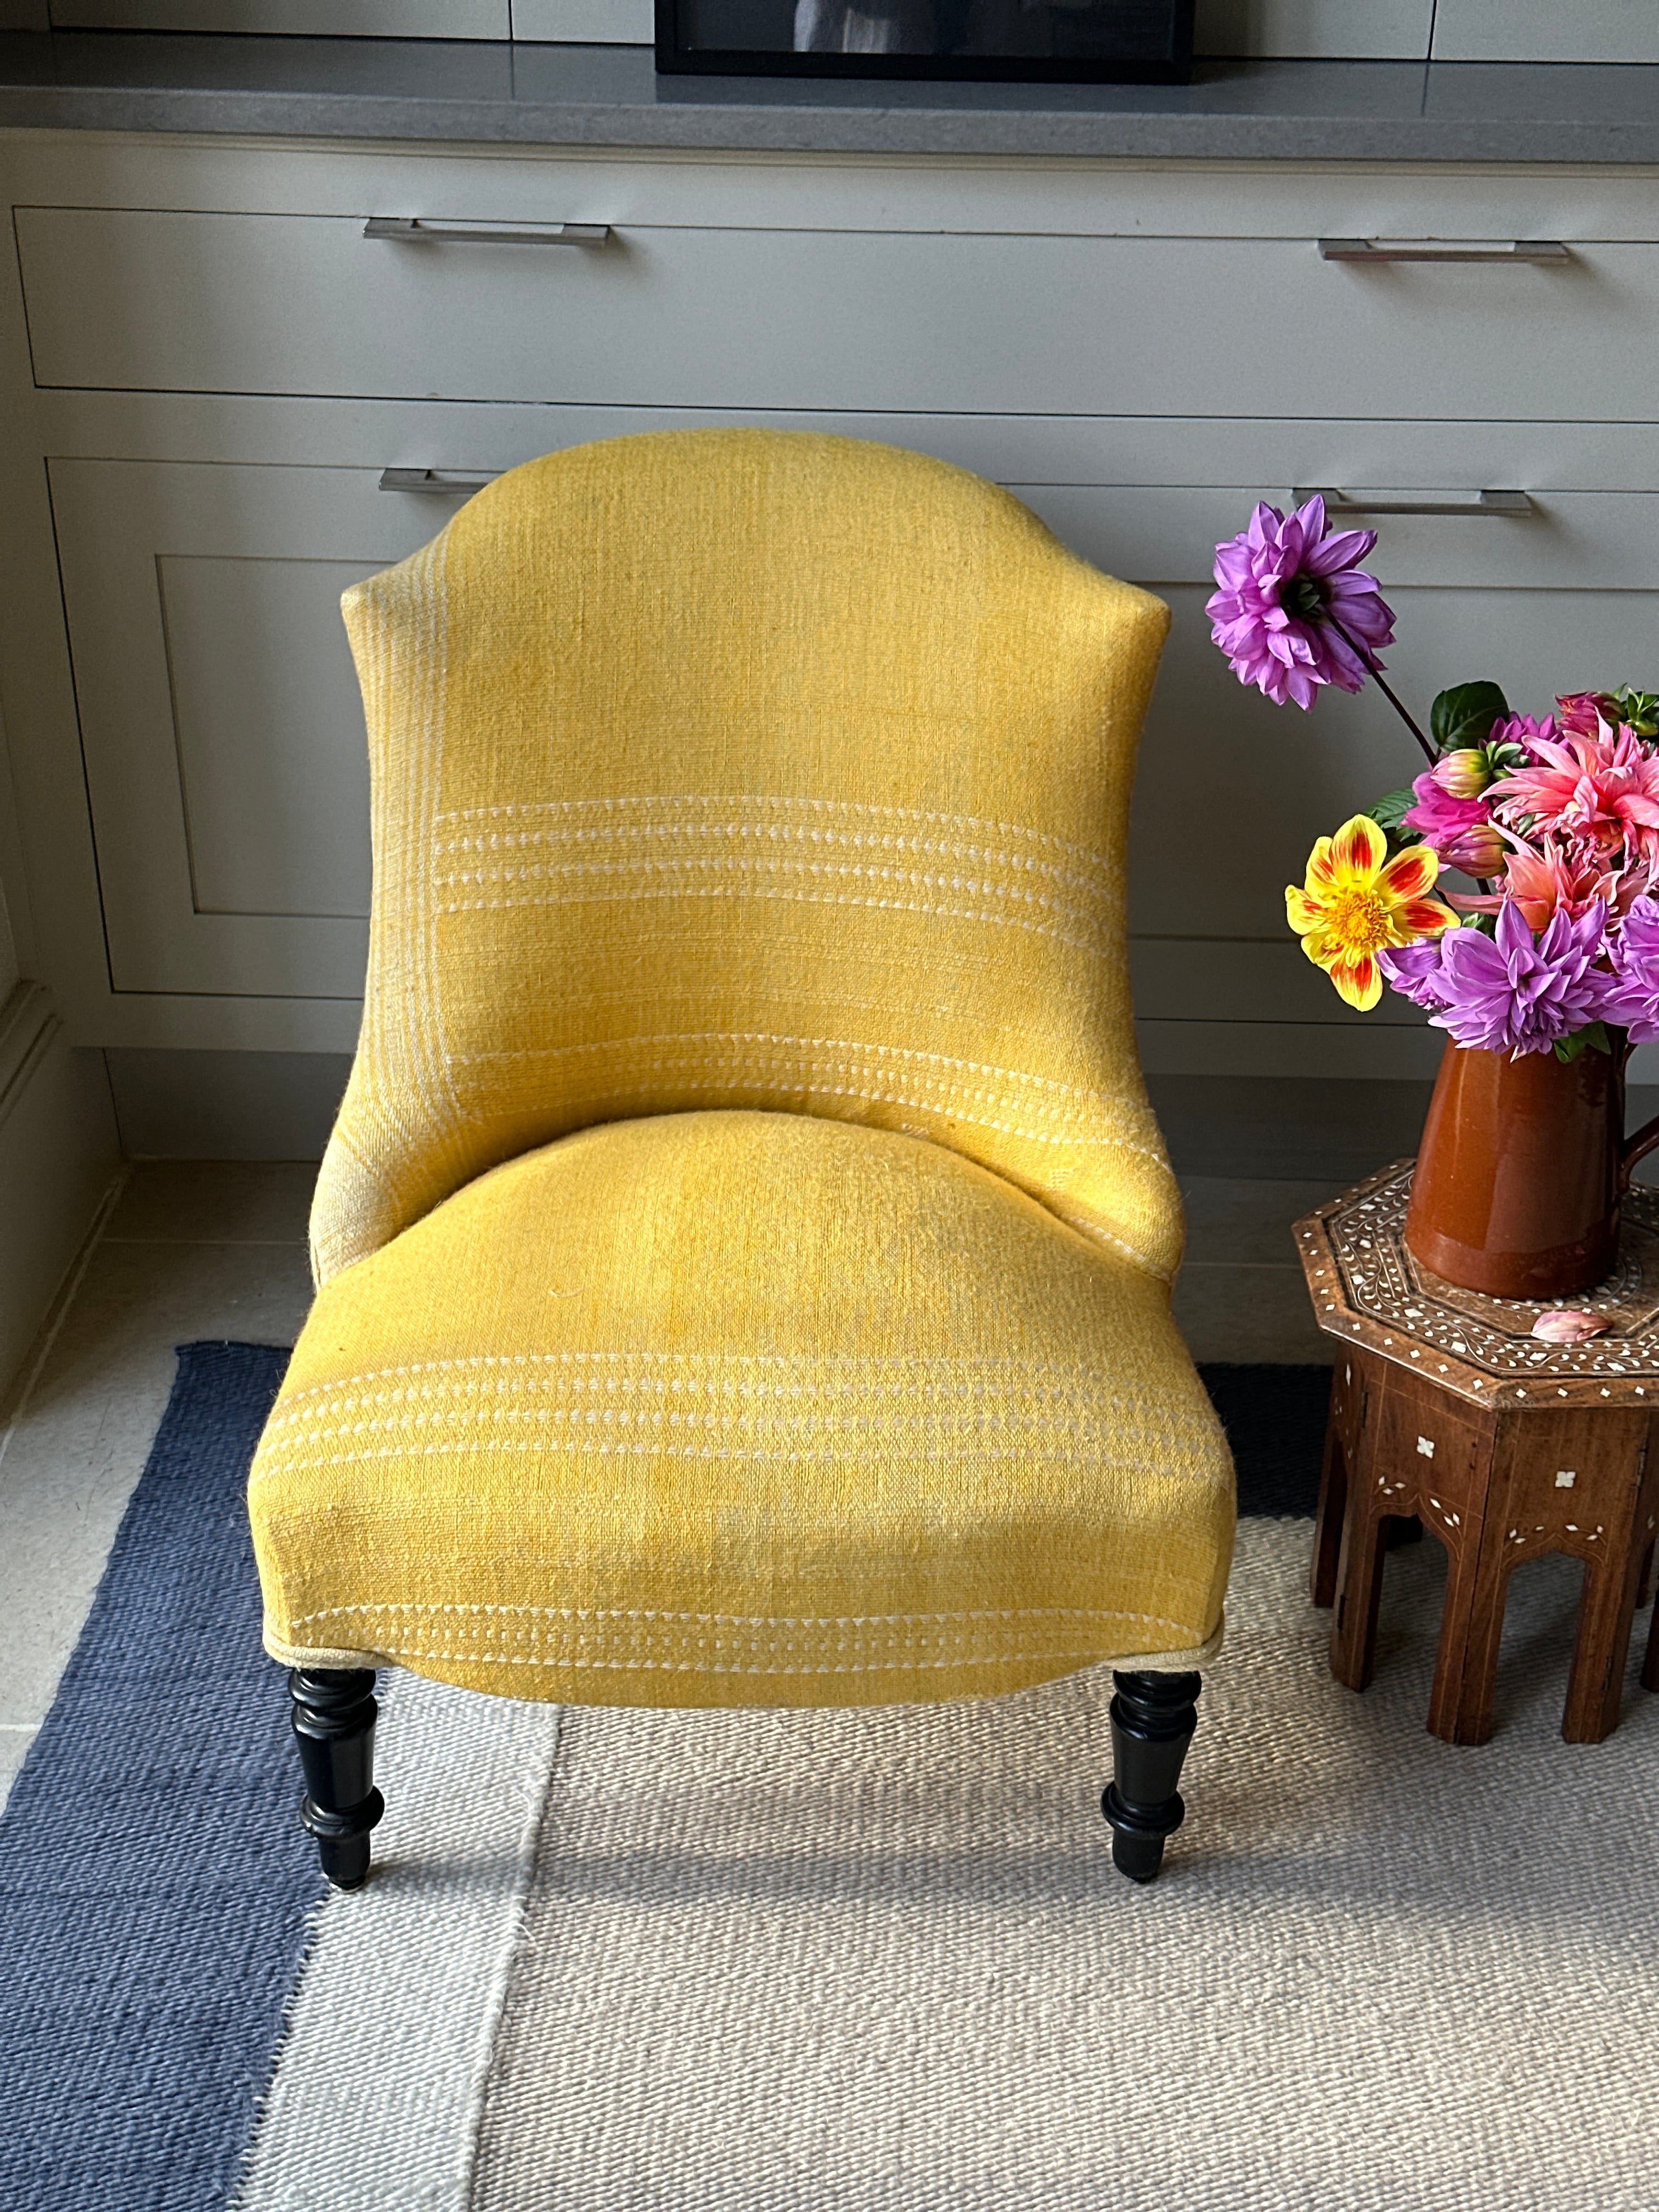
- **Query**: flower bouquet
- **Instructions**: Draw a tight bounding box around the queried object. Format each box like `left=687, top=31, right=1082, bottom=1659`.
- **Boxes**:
left=1207, top=494, right=1659, bottom=1297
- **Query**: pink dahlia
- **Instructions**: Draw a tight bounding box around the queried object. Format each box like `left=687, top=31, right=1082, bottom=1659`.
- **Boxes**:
left=1488, top=724, right=1659, bottom=867
left=1207, top=496, right=1396, bottom=710
left=1402, top=772, right=1505, bottom=876
left=1502, top=831, right=1657, bottom=930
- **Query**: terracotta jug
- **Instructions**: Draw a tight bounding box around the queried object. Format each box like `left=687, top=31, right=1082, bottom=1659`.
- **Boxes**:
left=1405, top=1038, right=1659, bottom=1300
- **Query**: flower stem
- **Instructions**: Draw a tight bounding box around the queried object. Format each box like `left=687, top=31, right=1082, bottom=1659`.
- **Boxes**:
left=1327, top=617, right=1437, bottom=767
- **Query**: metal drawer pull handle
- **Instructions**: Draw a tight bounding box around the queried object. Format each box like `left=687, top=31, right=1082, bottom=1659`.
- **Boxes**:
left=379, top=467, right=502, bottom=494
left=1291, top=487, right=1536, bottom=519
left=363, top=217, right=611, bottom=246
left=1317, top=236, right=1570, bottom=264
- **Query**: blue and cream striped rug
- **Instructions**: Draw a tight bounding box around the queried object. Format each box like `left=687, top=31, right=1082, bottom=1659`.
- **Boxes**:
left=3, top=1345, right=1656, bottom=2210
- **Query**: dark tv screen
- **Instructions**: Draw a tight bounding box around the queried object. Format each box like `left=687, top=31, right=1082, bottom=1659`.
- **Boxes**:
left=656, top=0, right=1194, bottom=81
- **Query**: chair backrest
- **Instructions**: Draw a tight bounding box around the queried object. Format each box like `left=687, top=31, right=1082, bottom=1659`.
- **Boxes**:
left=313, top=430, right=1179, bottom=1286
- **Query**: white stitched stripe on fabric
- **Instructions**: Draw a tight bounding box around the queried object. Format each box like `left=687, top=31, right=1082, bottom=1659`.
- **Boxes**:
left=431, top=855, right=1110, bottom=943
left=434, top=823, right=1121, bottom=908
left=290, top=1600, right=1194, bottom=1634
left=432, top=880, right=1108, bottom=956
left=230, top=1672, right=562, bottom=2212
left=255, top=1436, right=1199, bottom=1480
left=259, top=1412, right=1186, bottom=1449
left=432, top=791, right=1116, bottom=878
left=259, top=1351, right=1173, bottom=1407
left=327, top=1649, right=1126, bottom=1675
left=269, top=1363, right=1146, bottom=1396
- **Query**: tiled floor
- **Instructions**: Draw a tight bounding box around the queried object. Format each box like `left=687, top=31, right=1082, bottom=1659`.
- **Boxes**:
left=0, top=1164, right=314, bottom=1803
left=0, top=1160, right=1334, bottom=1809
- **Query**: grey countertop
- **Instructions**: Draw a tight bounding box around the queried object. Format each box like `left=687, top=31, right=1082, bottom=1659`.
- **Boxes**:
left=0, top=31, right=1657, bottom=163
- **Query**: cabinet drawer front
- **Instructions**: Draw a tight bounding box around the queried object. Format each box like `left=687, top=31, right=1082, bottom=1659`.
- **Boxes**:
left=1007, top=484, right=1659, bottom=963
left=49, top=1, right=510, bottom=31
left=1432, top=0, right=1659, bottom=64
left=50, top=438, right=1659, bottom=1022
left=46, top=459, right=427, bottom=1001
left=19, top=206, right=1659, bottom=420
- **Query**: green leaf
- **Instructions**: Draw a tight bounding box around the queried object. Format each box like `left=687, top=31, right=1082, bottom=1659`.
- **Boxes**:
left=1554, top=1022, right=1612, bottom=1064
left=1430, top=681, right=1509, bottom=757
left=1367, top=789, right=1421, bottom=842
left=1612, top=687, right=1659, bottom=737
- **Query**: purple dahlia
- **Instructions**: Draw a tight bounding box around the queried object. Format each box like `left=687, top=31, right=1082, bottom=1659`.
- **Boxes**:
left=1382, top=900, right=1610, bottom=1057
left=1206, top=496, right=1396, bottom=710
left=1376, top=936, right=1454, bottom=1014
left=1601, top=893, right=1659, bottom=1043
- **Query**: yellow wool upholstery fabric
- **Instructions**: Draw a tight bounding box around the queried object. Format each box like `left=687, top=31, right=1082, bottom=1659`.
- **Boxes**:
left=255, top=1112, right=1231, bottom=1703
left=249, top=429, right=1235, bottom=1705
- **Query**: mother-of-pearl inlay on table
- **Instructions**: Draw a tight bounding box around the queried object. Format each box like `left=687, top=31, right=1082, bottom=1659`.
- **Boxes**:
left=1299, top=1164, right=1659, bottom=1745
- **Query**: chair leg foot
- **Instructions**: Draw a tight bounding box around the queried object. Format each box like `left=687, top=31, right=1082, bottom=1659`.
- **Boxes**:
left=290, top=1667, right=384, bottom=1890
left=1102, top=1670, right=1201, bottom=1884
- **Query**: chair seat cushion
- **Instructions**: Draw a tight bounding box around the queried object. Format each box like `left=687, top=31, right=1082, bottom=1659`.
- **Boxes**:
left=251, top=1113, right=1233, bottom=1707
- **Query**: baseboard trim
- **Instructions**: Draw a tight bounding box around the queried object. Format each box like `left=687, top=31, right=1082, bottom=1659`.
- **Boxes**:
left=0, top=979, right=57, bottom=1124
left=104, top=1046, right=351, bottom=1162
left=0, top=1165, right=125, bottom=1430
left=0, top=984, right=123, bottom=1407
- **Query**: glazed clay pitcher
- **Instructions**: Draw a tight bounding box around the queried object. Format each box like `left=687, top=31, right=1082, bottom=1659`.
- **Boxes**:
left=1405, top=1039, right=1659, bottom=1300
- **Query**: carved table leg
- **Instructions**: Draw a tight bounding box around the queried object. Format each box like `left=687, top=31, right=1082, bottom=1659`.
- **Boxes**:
left=1635, top=1445, right=1659, bottom=1695
left=290, top=1668, right=385, bottom=1889
left=1564, top=1541, right=1650, bottom=1743
left=1102, top=1671, right=1200, bottom=1884
left=1311, top=1390, right=1350, bottom=1609
left=1329, top=1482, right=1393, bottom=1693
left=1426, top=1503, right=1506, bottom=1747
left=1312, top=1356, right=1374, bottom=1608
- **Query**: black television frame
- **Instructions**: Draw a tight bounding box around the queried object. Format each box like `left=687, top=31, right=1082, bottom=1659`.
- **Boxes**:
left=653, top=0, right=1195, bottom=82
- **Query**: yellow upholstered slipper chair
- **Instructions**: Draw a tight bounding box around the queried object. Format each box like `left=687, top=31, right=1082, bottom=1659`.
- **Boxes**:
left=249, top=429, right=1235, bottom=1887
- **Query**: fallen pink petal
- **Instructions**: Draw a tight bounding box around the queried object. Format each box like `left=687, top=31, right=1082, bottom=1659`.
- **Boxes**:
left=1530, top=1308, right=1611, bottom=1342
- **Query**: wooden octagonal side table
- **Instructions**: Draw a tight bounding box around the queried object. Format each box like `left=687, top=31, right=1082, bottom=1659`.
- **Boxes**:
left=1296, top=1163, right=1659, bottom=1745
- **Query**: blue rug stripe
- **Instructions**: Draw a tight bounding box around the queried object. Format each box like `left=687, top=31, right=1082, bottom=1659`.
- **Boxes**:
left=0, top=1341, right=323, bottom=2212
left=0, top=1344, right=1329, bottom=2208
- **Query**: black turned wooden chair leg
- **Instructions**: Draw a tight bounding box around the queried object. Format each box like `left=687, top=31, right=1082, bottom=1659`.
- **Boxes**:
left=289, top=1668, right=385, bottom=1890
left=1102, top=1670, right=1201, bottom=1884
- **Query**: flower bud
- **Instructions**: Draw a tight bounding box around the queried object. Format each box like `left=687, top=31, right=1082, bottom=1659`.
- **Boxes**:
left=1555, top=691, right=1617, bottom=738
left=1431, top=748, right=1491, bottom=799
left=1531, top=1308, right=1609, bottom=1344
left=1446, top=821, right=1508, bottom=876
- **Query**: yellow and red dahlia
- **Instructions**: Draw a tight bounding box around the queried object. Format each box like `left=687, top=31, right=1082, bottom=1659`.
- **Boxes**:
left=1285, top=815, right=1454, bottom=1010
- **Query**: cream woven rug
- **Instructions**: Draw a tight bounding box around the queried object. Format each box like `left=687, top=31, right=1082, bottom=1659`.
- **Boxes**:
left=233, top=1520, right=1659, bottom=2212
